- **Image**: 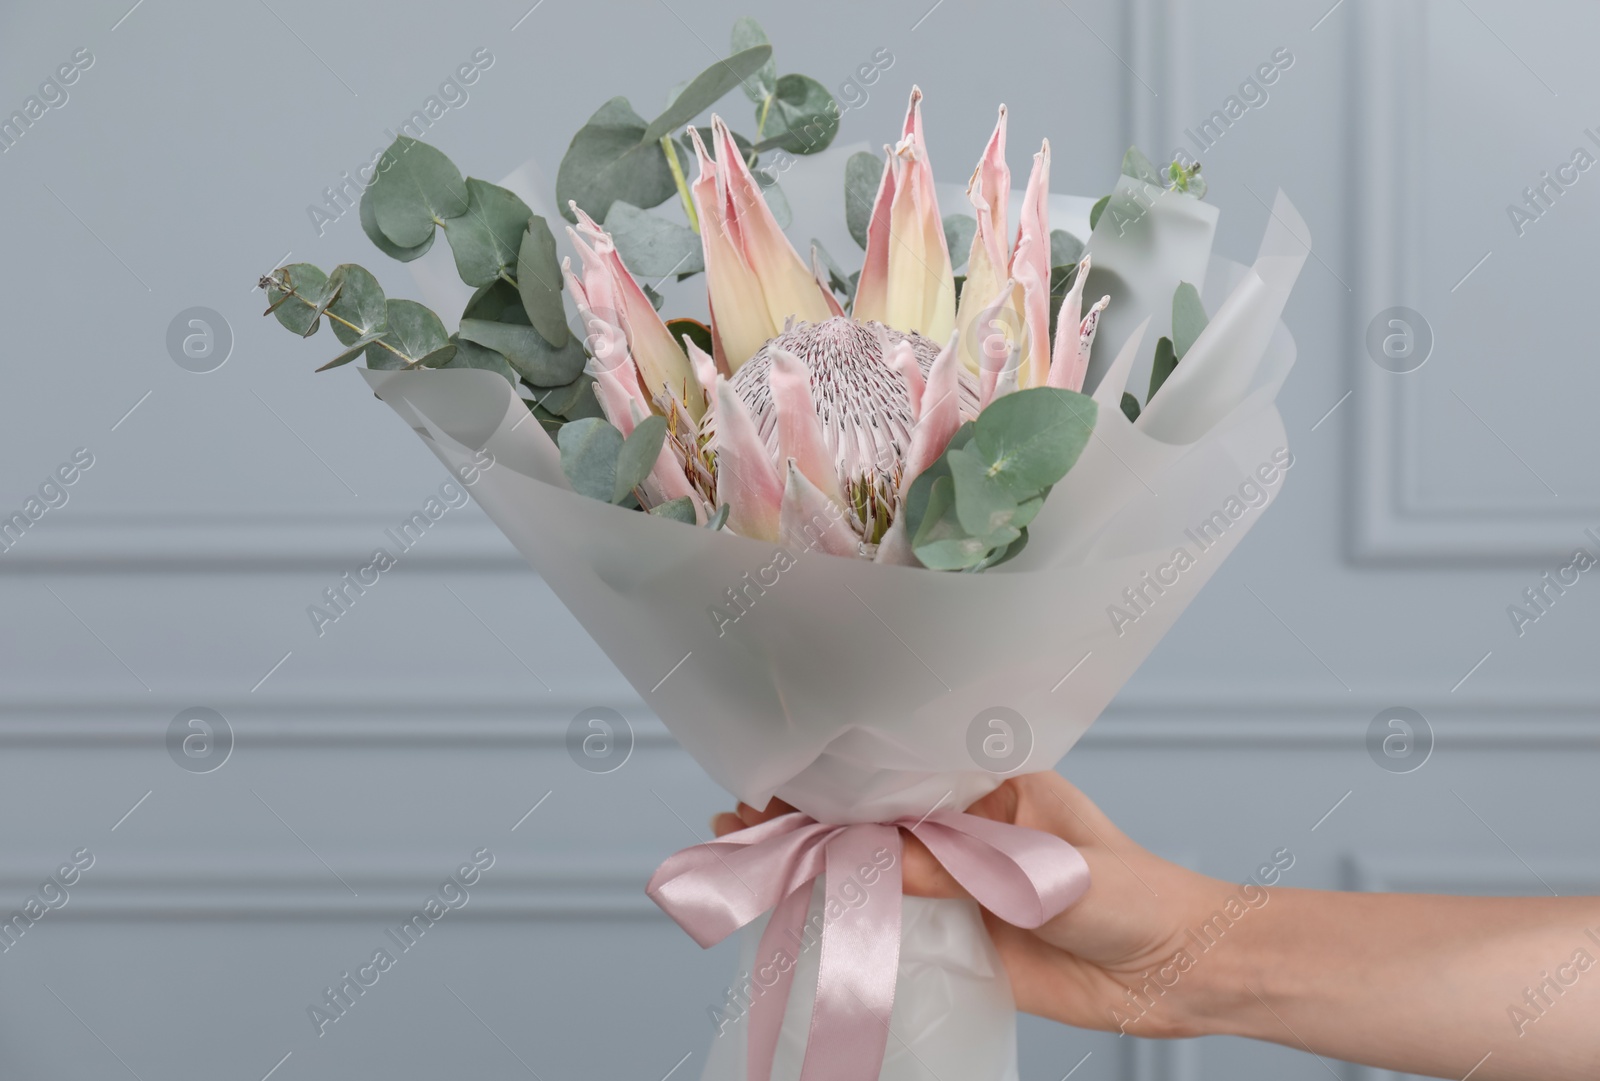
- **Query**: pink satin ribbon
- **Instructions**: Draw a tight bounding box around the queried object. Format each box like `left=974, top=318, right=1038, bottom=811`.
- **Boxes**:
left=647, top=810, right=1091, bottom=1081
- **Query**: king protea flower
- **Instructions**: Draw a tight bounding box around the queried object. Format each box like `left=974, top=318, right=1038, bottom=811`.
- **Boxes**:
left=562, top=87, right=1109, bottom=563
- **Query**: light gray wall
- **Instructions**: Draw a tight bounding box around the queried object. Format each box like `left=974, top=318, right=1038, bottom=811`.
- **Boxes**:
left=1, top=1, right=1596, bottom=1079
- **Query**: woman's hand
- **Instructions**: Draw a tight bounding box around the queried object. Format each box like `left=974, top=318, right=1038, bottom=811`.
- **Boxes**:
left=712, top=772, right=1231, bottom=1038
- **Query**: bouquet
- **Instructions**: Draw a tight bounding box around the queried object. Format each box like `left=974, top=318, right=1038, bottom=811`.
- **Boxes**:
left=260, top=20, right=1309, bottom=1081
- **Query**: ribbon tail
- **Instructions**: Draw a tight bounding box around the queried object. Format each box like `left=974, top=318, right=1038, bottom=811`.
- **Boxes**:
left=747, top=884, right=814, bottom=1081
left=798, top=824, right=902, bottom=1081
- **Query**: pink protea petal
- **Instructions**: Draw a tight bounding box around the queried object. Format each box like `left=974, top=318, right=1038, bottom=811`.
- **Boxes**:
left=684, top=337, right=719, bottom=416
left=888, top=339, right=926, bottom=422
left=711, top=117, right=834, bottom=336
left=1076, top=295, right=1111, bottom=383
left=713, top=376, right=783, bottom=541
left=689, top=127, right=778, bottom=371
left=1011, top=141, right=1053, bottom=389
left=1047, top=254, right=1094, bottom=391
left=779, top=460, right=859, bottom=557
left=768, top=346, right=845, bottom=505
left=953, top=106, right=1011, bottom=376
left=855, top=88, right=955, bottom=341
left=809, top=245, right=847, bottom=319
left=851, top=144, right=898, bottom=327
left=563, top=257, right=645, bottom=432
left=871, top=511, right=919, bottom=566
left=901, top=331, right=963, bottom=485
left=970, top=279, right=1021, bottom=408
left=643, top=448, right=705, bottom=523
left=569, top=204, right=701, bottom=420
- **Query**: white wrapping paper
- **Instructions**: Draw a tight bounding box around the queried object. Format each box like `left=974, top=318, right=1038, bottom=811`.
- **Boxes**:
left=363, top=191, right=1309, bottom=1081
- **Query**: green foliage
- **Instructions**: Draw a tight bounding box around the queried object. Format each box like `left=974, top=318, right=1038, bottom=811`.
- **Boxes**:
left=517, top=217, right=570, bottom=348
left=366, top=137, right=469, bottom=248
left=754, top=74, right=838, bottom=154
left=642, top=46, right=773, bottom=143
left=365, top=300, right=450, bottom=370
left=1049, top=229, right=1084, bottom=270
left=1148, top=336, right=1178, bottom=403
left=557, top=97, right=679, bottom=224
left=456, top=319, right=586, bottom=386
left=844, top=151, right=884, bottom=250
left=943, top=214, right=976, bottom=272
left=1121, top=392, right=1142, bottom=422
left=605, top=201, right=706, bottom=278
left=906, top=389, right=1098, bottom=571
left=556, top=416, right=669, bottom=505
left=267, top=264, right=329, bottom=336
left=1170, top=280, right=1207, bottom=360
left=649, top=496, right=698, bottom=522
left=444, top=178, right=532, bottom=288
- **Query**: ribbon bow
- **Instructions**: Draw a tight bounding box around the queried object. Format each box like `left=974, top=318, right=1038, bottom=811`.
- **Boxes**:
left=647, top=810, right=1090, bottom=1081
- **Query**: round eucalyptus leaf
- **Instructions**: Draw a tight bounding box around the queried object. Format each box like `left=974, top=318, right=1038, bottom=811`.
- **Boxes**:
left=557, top=416, right=624, bottom=503
left=458, top=318, right=586, bottom=386
left=443, top=178, right=532, bottom=288
left=531, top=373, right=596, bottom=418
left=464, top=279, right=531, bottom=324
left=911, top=475, right=990, bottom=571
left=557, top=97, right=677, bottom=224
left=943, top=214, right=977, bottom=272
left=441, top=335, right=518, bottom=385
left=844, top=152, right=884, bottom=250
left=268, top=263, right=328, bottom=337
left=730, top=17, right=777, bottom=103
left=648, top=496, right=697, bottom=523
left=326, top=264, right=387, bottom=345
left=754, top=74, right=838, bottom=156
left=1120, top=146, right=1162, bottom=186
left=666, top=318, right=713, bottom=357
left=518, top=218, right=571, bottom=348
left=706, top=503, right=730, bottom=531
left=360, top=186, right=434, bottom=262
left=1170, top=281, right=1207, bottom=360
left=364, top=299, right=450, bottom=370
left=316, top=331, right=384, bottom=372
left=604, top=202, right=706, bottom=279
left=756, top=173, right=792, bottom=229
left=368, top=137, right=470, bottom=248
left=945, top=445, right=1023, bottom=543
left=1049, top=229, right=1084, bottom=270
left=972, top=387, right=1097, bottom=500
left=613, top=415, right=667, bottom=503
left=642, top=45, right=774, bottom=143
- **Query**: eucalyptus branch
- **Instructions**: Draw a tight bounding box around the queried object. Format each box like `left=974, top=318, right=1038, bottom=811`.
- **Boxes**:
left=661, top=135, right=699, bottom=234
left=258, top=271, right=418, bottom=366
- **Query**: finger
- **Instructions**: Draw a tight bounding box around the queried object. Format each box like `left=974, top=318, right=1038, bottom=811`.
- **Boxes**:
left=736, top=797, right=797, bottom=829
left=711, top=812, right=745, bottom=838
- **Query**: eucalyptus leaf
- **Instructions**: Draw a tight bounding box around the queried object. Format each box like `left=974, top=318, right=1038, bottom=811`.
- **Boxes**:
left=730, top=17, right=777, bottom=102
left=604, top=201, right=706, bottom=278
left=649, top=496, right=698, bottom=523
left=613, top=415, right=667, bottom=503
left=518, top=217, right=570, bottom=347
left=416, top=344, right=459, bottom=368
left=440, top=334, right=519, bottom=385
left=1171, top=281, right=1207, bottom=360
left=360, top=185, right=434, bottom=262
left=681, top=125, right=754, bottom=165
left=326, top=264, right=386, bottom=345
left=946, top=445, right=1022, bottom=543
left=755, top=172, right=792, bottom=229
left=557, top=417, right=624, bottom=503
left=368, top=137, right=470, bottom=249
left=971, top=387, right=1097, bottom=500
left=642, top=46, right=774, bottom=143
left=1088, top=195, right=1110, bottom=231
left=528, top=375, right=591, bottom=417
left=1050, top=229, right=1084, bottom=269
left=943, top=214, right=976, bottom=272
left=752, top=73, right=838, bottom=155
left=443, top=178, right=532, bottom=288
left=1148, top=336, right=1178, bottom=404
left=667, top=318, right=713, bottom=357
left=707, top=503, right=730, bottom=531
left=975, top=527, right=1030, bottom=570
left=811, top=240, right=856, bottom=303
left=458, top=318, right=587, bottom=386
left=463, top=279, right=530, bottom=324
left=364, top=299, right=449, bottom=369
left=315, top=331, right=384, bottom=372
left=556, top=96, right=676, bottom=223
left=911, top=475, right=990, bottom=571
left=1120, top=391, right=1142, bottom=423
left=1120, top=146, right=1162, bottom=186
left=844, top=151, right=884, bottom=250
left=268, top=264, right=329, bottom=337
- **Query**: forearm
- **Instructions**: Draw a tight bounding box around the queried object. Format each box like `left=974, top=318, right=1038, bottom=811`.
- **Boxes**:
left=1186, top=887, right=1600, bottom=1080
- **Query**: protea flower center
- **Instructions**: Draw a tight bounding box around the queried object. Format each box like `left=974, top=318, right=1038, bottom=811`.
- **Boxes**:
left=732, top=316, right=980, bottom=542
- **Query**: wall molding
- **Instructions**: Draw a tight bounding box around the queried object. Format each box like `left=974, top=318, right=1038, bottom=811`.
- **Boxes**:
left=1348, top=0, right=1599, bottom=566
left=5, top=692, right=1597, bottom=750
left=0, top=855, right=662, bottom=921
